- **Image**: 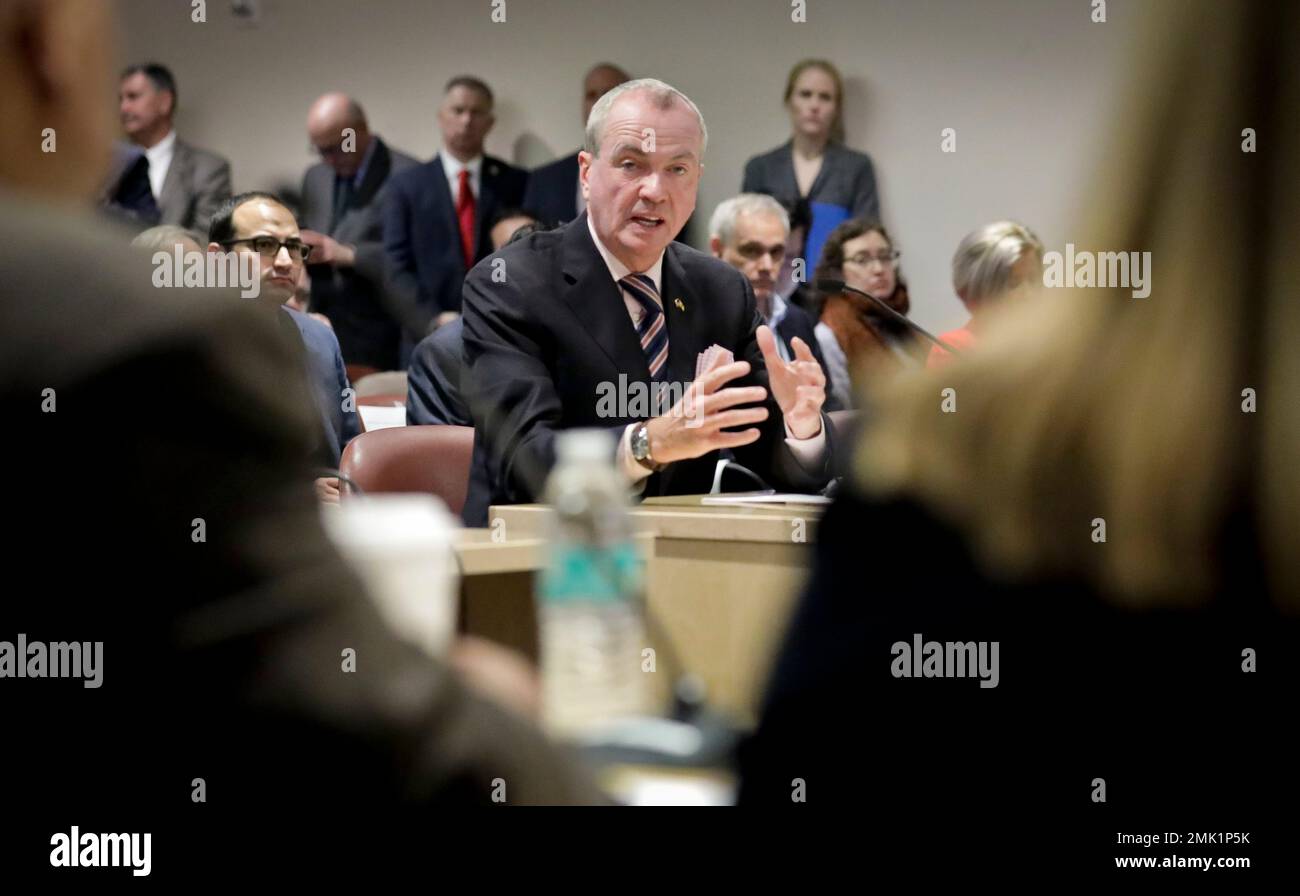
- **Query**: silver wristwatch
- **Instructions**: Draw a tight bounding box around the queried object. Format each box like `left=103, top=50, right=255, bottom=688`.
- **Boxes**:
left=630, top=422, right=660, bottom=471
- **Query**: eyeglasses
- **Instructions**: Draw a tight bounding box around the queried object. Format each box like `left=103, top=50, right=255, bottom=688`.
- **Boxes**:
left=222, top=236, right=312, bottom=263
left=844, top=250, right=901, bottom=268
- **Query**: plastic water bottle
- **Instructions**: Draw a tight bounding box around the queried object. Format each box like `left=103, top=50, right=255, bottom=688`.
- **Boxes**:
left=539, top=429, right=647, bottom=736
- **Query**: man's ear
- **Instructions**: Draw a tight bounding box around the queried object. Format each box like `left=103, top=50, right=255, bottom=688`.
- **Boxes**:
left=708, top=236, right=722, bottom=258
left=207, top=242, right=222, bottom=255
left=161, top=88, right=176, bottom=119
left=577, top=150, right=592, bottom=194
left=483, top=112, right=496, bottom=135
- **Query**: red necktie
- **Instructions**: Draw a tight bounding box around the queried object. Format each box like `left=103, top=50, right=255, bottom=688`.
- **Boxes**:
left=456, top=168, right=476, bottom=271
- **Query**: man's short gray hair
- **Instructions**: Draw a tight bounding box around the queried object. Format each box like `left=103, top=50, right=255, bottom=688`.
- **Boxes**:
left=709, top=193, right=790, bottom=246
left=583, top=78, right=708, bottom=158
left=951, top=220, right=1044, bottom=305
left=131, top=225, right=204, bottom=253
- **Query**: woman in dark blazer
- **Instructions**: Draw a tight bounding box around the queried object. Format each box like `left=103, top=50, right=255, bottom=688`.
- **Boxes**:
left=737, top=0, right=1299, bottom=867
left=742, top=59, right=880, bottom=272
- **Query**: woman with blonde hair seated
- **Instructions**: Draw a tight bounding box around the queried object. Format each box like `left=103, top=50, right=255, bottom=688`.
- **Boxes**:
left=927, top=220, right=1044, bottom=369
left=740, top=0, right=1300, bottom=854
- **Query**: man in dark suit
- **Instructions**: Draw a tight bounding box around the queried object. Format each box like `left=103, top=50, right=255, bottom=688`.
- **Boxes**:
left=101, top=63, right=231, bottom=231
left=462, top=80, right=834, bottom=524
left=383, top=76, right=527, bottom=366
left=708, top=193, right=837, bottom=409
left=4, top=2, right=600, bottom=869
left=522, top=63, right=630, bottom=225
left=300, top=93, right=418, bottom=372
left=207, top=191, right=360, bottom=501
left=407, top=212, right=541, bottom=428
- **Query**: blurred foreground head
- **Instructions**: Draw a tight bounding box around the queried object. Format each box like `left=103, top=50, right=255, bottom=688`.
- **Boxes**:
left=0, top=0, right=115, bottom=202
left=857, top=0, right=1299, bottom=608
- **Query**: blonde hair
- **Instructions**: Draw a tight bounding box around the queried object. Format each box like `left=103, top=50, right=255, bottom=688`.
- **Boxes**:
left=951, top=220, right=1043, bottom=307
left=856, top=0, right=1299, bottom=610
left=783, top=59, right=845, bottom=145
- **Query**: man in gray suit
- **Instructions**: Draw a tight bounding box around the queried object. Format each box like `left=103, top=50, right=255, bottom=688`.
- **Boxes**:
left=300, top=93, right=418, bottom=372
left=102, top=62, right=232, bottom=231
left=3, top=2, right=600, bottom=867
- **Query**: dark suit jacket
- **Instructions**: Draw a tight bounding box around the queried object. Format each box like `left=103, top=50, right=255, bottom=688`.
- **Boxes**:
left=405, top=318, right=494, bottom=525
left=301, top=137, right=418, bottom=370
left=3, top=193, right=602, bottom=850
left=382, top=153, right=528, bottom=353
left=742, top=140, right=880, bottom=223
left=282, top=306, right=360, bottom=469
left=407, top=318, right=470, bottom=427
left=101, top=137, right=232, bottom=231
left=522, top=151, right=580, bottom=225
left=460, top=213, right=835, bottom=524
left=738, top=484, right=1297, bottom=857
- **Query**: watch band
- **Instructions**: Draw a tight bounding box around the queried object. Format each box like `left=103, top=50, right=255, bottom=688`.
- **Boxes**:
left=632, top=422, right=660, bottom=472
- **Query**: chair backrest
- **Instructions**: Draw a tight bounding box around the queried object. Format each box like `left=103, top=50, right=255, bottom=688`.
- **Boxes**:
left=339, top=425, right=474, bottom=516
left=345, top=363, right=381, bottom=387
left=354, top=370, right=409, bottom=398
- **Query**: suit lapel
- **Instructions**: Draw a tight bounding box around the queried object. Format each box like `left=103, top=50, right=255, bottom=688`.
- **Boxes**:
left=776, top=140, right=800, bottom=202
left=158, top=141, right=188, bottom=222
left=477, top=157, right=503, bottom=259
left=429, top=153, right=462, bottom=261
left=352, top=139, right=390, bottom=210
left=559, top=214, right=649, bottom=379
left=659, top=245, right=707, bottom=386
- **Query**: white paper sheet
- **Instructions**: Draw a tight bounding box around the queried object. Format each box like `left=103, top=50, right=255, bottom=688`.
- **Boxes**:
left=700, top=493, right=831, bottom=506
left=358, top=404, right=406, bottom=431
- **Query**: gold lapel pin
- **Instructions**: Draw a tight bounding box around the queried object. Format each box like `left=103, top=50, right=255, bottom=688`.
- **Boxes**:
left=674, top=298, right=685, bottom=311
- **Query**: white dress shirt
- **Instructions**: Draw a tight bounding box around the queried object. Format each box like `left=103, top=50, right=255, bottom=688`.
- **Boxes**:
left=584, top=216, right=826, bottom=485
left=440, top=152, right=482, bottom=202
left=143, top=129, right=176, bottom=201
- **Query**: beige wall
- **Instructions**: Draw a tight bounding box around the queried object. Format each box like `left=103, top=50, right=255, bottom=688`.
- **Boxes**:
left=117, top=0, right=1139, bottom=333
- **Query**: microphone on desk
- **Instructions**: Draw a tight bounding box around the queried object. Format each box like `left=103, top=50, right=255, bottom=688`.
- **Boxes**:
left=816, top=279, right=963, bottom=356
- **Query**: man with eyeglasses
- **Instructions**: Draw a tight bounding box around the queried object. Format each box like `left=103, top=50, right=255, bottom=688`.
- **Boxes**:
left=208, top=191, right=359, bottom=502
left=708, top=193, right=837, bottom=409
left=300, top=93, right=418, bottom=373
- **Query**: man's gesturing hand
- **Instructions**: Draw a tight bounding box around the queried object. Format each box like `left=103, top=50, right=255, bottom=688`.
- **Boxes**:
left=757, top=325, right=825, bottom=439
left=644, top=360, right=769, bottom=465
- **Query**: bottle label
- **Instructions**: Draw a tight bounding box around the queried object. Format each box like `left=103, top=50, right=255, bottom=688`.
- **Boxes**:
left=540, top=542, right=642, bottom=603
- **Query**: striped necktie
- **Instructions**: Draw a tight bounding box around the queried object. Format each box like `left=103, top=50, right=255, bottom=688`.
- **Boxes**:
left=621, top=273, right=669, bottom=380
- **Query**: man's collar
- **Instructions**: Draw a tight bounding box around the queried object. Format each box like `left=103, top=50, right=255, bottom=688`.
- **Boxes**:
left=143, top=129, right=176, bottom=159
left=440, top=152, right=483, bottom=179
left=767, top=289, right=788, bottom=326
left=586, top=213, right=665, bottom=293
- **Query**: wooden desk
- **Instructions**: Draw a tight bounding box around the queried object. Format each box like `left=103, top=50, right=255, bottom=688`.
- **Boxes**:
left=455, top=498, right=823, bottom=724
